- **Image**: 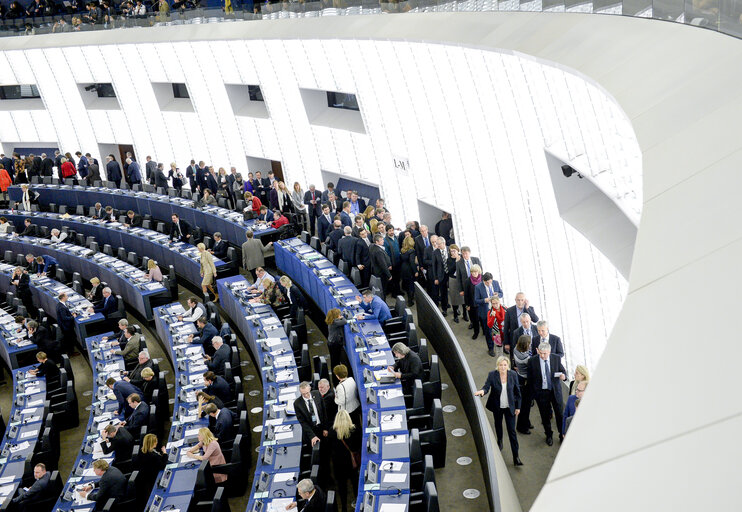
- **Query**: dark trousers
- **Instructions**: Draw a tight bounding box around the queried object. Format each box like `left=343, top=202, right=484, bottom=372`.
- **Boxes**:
left=493, top=407, right=519, bottom=458
left=308, top=210, right=319, bottom=236
left=19, top=292, right=38, bottom=319
left=534, top=388, right=563, bottom=437
left=61, top=327, right=76, bottom=353
left=470, top=306, right=480, bottom=337
left=478, top=313, right=493, bottom=350
left=389, top=266, right=401, bottom=297
left=432, top=278, right=449, bottom=311
left=113, top=179, right=121, bottom=189
left=328, top=341, right=347, bottom=370
left=516, top=375, right=532, bottom=432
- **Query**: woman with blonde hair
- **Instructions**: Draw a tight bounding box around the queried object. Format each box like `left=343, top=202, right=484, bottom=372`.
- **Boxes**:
left=186, top=427, right=227, bottom=483
left=243, top=191, right=261, bottom=215
left=87, top=277, right=103, bottom=305
left=333, top=364, right=360, bottom=426
left=198, top=243, right=218, bottom=302
left=569, top=365, right=590, bottom=395
left=135, top=433, right=167, bottom=491
left=252, top=278, right=285, bottom=307
left=146, top=259, right=163, bottom=282
left=331, top=409, right=362, bottom=512
left=399, top=236, right=418, bottom=306
left=325, top=308, right=347, bottom=367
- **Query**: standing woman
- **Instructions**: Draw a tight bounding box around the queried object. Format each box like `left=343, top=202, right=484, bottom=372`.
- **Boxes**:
left=135, top=433, right=167, bottom=492
left=331, top=409, right=362, bottom=512
left=217, top=167, right=233, bottom=208
left=170, top=163, right=184, bottom=193
left=290, top=182, right=307, bottom=230
left=198, top=243, right=218, bottom=302
left=333, top=364, right=361, bottom=428
left=276, top=181, right=293, bottom=214
left=474, top=356, right=523, bottom=466
left=0, top=164, right=11, bottom=207
left=513, top=335, right=533, bottom=435
left=325, top=308, right=347, bottom=368
left=569, top=365, right=590, bottom=395
left=446, top=244, right=464, bottom=323
left=464, top=264, right=483, bottom=340
left=487, top=295, right=506, bottom=348
left=399, top=236, right=418, bottom=307
left=15, top=159, right=28, bottom=184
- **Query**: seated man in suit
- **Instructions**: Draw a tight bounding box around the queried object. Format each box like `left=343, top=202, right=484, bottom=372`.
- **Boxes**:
left=293, top=382, right=328, bottom=448
left=122, top=393, right=149, bottom=438
left=286, top=479, right=326, bottom=512
left=203, top=371, right=231, bottom=404
left=77, top=460, right=126, bottom=509
left=169, top=213, right=192, bottom=243
left=205, top=336, right=230, bottom=374
left=124, top=350, right=154, bottom=389
left=89, top=288, right=118, bottom=326
left=11, top=463, right=51, bottom=511
left=187, top=317, right=218, bottom=356
left=124, top=210, right=143, bottom=228
left=29, top=351, right=60, bottom=380
left=106, top=377, right=143, bottom=416
left=511, top=313, right=538, bottom=347
left=90, top=202, right=105, bottom=219
left=354, top=289, right=392, bottom=324
left=256, top=205, right=274, bottom=223
left=530, top=320, right=565, bottom=359
left=17, top=218, right=37, bottom=237
left=102, top=206, right=117, bottom=223
left=204, top=403, right=236, bottom=445
left=99, top=423, right=134, bottom=466
left=209, top=232, right=228, bottom=260
left=27, top=321, right=61, bottom=363
left=114, top=326, right=140, bottom=365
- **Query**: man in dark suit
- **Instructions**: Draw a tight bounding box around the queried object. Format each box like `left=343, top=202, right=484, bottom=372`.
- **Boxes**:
left=210, top=232, right=228, bottom=260
left=102, top=206, right=117, bottom=223
left=154, top=163, right=169, bottom=190
left=339, top=202, right=352, bottom=228
left=90, top=202, right=104, bottom=219
left=503, top=292, right=538, bottom=355
left=205, top=336, right=230, bottom=374
left=27, top=321, right=61, bottom=363
left=317, top=204, right=333, bottom=244
left=124, top=210, right=142, bottom=228
left=91, top=288, right=117, bottom=317
left=189, top=317, right=218, bottom=356
left=530, top=321, right=565, bottom=359
left=290, top=479, right=326, bottom=512
left=125, top=351, right=153, bottom=389
left=317, top=379, right=337, bottom=426
left=456, top=246, right=482, bottom=323
left=527, top=342, right=567, bottom=445
left=326, top=221, right=343, bottom=252
left=430, top=237, right=450, bottom=316
left=145, top=156, right=158, bottom=185
left=195, top=161, right=208, bottom=193
left=186, top=160, right=198, bottom=190
left=325, top=193, right=342, bottom=215
left=474, top=273, right=500, bottom=357
left=203, top=371, right=231, bottom=404
left=123, top=393, right=149, bottom=437
left=18, top=218, right=37, bottom=237
left=0, top=154, right=14, bottom=175
left=258, top=172, right=271, bottom=205
left=511, top=314, right=538, bottom=347
left=105, top=155, right=122, bottom=188
left=12, top=463, right=51, bottom=511
left=28, top=154, right=41, bottom=179
left=100, top=423, right=134, bottom=465
left=302, top=185, right=323, bottom=236
left=205, top=168, right=219, bottom=195
left=204, top=403, right=235, bottom=444
left=337, top=227, right=356, bottom=267
left=79, top=460, right=126, bottom=509
left=106, top=377, right=143, bottom=416
left=293, top=382, right=328, bottom=447
left=348, top=192, right=366, bottom=216
left=169, top=214, right=192, bottom=243
left=353, top=230, right=372, bottom=286
left=413, top=225, right=432, bottom=288
left=257, top=206, right=274, bottom=223
left=75, top=152, right=89, bottom=181
left=422, top=234, right=438, bottom=294
left=369, top=234, right=392, bottom=297
left=279, top=277, right=306, bottom=322
left=87, top=156, right=101, bottom=185
left=55, top=292, right=77, bottom=353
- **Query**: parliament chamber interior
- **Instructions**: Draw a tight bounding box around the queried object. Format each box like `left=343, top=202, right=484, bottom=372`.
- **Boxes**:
left=0, top=4, right=733, bottom=512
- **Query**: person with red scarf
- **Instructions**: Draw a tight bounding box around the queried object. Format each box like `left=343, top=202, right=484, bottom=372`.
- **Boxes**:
left=487, top=295, right=507, bottom=348
left=463, top=264, right=483, bottom=340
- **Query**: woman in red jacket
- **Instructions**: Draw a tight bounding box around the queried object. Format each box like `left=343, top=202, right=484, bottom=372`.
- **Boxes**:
left=60, top=157, right=76, bottom=180
left=0, top=164, right=11, bottom=206
left=487, top=295, right=507, bottom=348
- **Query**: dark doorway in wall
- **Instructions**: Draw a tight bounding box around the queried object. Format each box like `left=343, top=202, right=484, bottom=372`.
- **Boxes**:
left=271, top=160, right=284, bottom=182
left=118, top=144, right=136, bottom=165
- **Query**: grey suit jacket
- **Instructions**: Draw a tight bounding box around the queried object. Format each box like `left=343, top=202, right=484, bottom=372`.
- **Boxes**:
left=241, top=238, right=271, bottom=270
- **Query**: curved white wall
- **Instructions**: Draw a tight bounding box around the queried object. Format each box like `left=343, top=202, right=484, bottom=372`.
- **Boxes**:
left=0, top=21, right=639, bottom=375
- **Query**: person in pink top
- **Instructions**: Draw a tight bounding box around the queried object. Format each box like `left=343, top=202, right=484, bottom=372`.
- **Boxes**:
left=186, top=427, right=227, bottom=483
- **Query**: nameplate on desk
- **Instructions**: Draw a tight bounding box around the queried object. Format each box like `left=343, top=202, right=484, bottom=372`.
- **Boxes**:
left=253, top=491, right=269, bottom=499
left=364, top=484, right=381, bottom=491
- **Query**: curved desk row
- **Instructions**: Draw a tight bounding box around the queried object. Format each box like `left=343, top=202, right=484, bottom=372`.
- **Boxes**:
left=8, top=184, right=277, bottom=246
left=216, top=275, right=303, bottom=511
left=0, top=235, right=168, bottom=320
left=274, top=239, right=411, bottom=512
left=148, top=303, right=212, bottom=511
left=0, top=366, right=47, bottom=507
left=0, top=264, right=104, bottom=367
left=0, top=211, right=228, bottom=288
left=53, top=332, right=125, bottom=511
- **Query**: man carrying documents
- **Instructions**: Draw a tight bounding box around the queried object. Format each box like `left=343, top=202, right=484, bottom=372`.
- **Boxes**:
left=11, top=463, right=50, bottom=511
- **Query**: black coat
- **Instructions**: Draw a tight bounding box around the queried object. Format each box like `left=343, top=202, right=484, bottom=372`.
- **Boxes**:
left=294, top=390, right=329, bottom=444
left=100, top=427, right=134, bottom=465
left=480, top=370, right=521, bottom=415
left=90, top=466, right=126, bottom=508
left=400, top=250, right=417, bottom=282
left=169, top=220, right=191, bottom=243
left=503, top=305, right=539, bottom=355
left=106, top=160, right=122, bottom=183
left=393, top=352, right=424, bottom=395
left=369, top=244, right=391, bottom=281
left=526, top=354, right=566, bottom=404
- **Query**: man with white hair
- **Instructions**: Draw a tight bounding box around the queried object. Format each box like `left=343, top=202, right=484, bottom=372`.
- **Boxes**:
left=204, top=336, right=229, bottom=373
left=530, top=320, right=565, bottom=359
left=511, top=312, right=538, bottom=347
left=125, top=157, right=141, bottom=186
left=337, top=226, right=356, bottom=267
left=285, top=478, right=326, bottom=511
left=124, top=350, right=153, bottom=389
left=317, top=378, right=337, bottom=425
left=303, top=184, right=323, bottom=237
left=89, top=287, right=118, bottom=317
left=503, top=292, right=538, bottom=355
left=527, top=341, right=567, bottom=446
left=49, top=228, right=67, bottom=244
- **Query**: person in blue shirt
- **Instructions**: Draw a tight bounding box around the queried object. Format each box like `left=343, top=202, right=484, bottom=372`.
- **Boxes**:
left=126, top=158, right=141, bottom=185
left=354, top=290, right=392, bottom=324
left=105, top=376, right=143, bottom=416
left=563, top=380, right=587, bottom=433
left=35, top=255, right=58, bottom=276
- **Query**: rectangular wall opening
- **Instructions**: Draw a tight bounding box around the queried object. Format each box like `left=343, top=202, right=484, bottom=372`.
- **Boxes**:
left=417, top=199, right=455, bottom=243
left=320, top=170, right=380, bottom=205
left=225, top=84, right=269, bottom=119
left=77, top=83, right=121, bottom=110
left=1, top=142, right=59, bottom=160
left=245, top=155, right=284, bottom=182
left=0, top=84, right=44, bottom=111
left=300, top=88, right=365, bottom=134
left=151, top=82, right=194, bottom=113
